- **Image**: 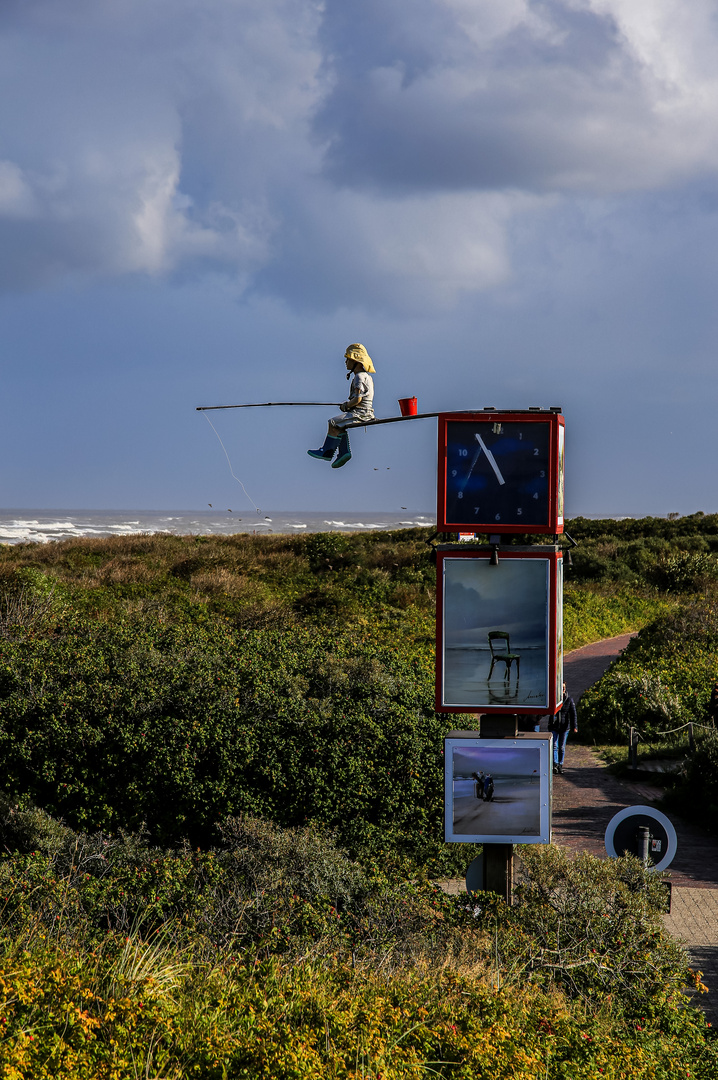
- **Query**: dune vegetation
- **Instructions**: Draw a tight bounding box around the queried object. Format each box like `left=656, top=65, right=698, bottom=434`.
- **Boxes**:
left=0, top=515, right=717, bottom=1076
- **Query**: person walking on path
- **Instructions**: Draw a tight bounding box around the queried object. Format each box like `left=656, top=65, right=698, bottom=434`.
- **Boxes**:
left=549, top=683, right=578, bottom=774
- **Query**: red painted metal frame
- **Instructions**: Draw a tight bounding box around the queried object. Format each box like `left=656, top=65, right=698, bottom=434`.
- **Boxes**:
left=435, top=546, right=563, bottom=716
left=436, top=411, right=565, bottom=535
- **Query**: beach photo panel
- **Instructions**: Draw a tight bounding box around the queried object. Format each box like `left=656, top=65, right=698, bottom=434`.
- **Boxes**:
left=444, top=736, right=552, bottom=843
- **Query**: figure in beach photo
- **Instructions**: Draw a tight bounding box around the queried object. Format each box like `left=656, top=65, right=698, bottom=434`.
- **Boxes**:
left=307, top=344, right=376, bottom=469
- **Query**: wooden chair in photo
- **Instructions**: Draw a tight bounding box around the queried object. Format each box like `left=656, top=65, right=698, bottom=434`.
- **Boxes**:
left=488, top=631, right=520, bottom=681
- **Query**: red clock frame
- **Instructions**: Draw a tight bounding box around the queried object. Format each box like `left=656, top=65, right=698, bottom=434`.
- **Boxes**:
left=436, top=546, right=563, bottom=716
left=437, top=410, right=565, bottom=535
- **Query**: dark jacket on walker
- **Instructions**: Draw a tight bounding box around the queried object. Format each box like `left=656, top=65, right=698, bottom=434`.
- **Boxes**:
left=550, top=695, right=577, bottom=734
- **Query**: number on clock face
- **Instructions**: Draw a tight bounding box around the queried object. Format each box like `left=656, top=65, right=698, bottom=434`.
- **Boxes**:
left=444, top=419, right=551, bottom=528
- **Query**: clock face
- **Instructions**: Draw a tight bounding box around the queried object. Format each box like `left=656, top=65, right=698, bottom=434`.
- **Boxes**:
left=444, top=419, right=551, bottom=529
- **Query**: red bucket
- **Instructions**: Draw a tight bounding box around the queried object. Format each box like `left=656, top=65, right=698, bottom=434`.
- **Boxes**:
left=398, top=396, right=418, bottom=416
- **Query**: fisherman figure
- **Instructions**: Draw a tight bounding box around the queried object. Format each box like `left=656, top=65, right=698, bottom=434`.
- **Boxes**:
left=307, top=344, right=376, bottom=468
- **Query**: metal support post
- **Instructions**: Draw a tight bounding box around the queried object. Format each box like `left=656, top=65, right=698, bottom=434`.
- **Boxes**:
left=638, top=825, right=650, bottom=867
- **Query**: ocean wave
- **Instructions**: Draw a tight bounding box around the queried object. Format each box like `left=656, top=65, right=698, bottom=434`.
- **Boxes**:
left=0, top=510, right=435, bottom=544
left=323, top=520, right=389, bottom=529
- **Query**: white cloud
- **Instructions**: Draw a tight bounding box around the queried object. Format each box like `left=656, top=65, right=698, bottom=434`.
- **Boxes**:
left=0, top=0, right=322, bottom=287
left=441, top=0, right=566, bottom=49
left=1, top=0, right=718, bottom=311
left=260, top=185, right=548, bottom=312
left=581, top=0, right=718, bottom=89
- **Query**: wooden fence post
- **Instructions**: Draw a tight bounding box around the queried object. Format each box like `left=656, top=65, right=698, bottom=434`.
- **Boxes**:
left=629, top=727, right=638, bottom=770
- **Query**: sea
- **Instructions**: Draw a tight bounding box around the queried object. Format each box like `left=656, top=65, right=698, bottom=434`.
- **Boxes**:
left=0, top=510, right=437, bottom=545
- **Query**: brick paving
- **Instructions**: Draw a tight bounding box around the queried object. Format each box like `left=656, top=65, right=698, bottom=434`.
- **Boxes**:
left=563, top=632, right=637, bottom=701
left=551, top=744, right=718, bottom=888
left=663, top=890, right=718, bottom=1021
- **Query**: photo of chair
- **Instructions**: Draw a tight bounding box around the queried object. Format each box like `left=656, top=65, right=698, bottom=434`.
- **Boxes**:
left=488, top=631, right=520, bottom=681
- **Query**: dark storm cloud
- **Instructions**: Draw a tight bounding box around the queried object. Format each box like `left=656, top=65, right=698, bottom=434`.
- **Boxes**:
left=313, top=0, right=718, bottom=197
left=314, top=0, right=627, bottom=192
left=444, top=559, right=548, bottom=644
left=1, top=0, right=718, bottom=314
left=0, top=0, right=321, bottom=290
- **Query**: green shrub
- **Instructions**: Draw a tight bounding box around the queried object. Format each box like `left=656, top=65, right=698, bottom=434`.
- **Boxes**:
left=299, top=532, right=353, bottom=572
left=1, top=940, right=713, bottom=1080
left=579, top=600, right=718, bottom=743
left=0, top=616, right=464, bottom=873
left=216, top=815, right=367, bottom=905
left=0, top=567, right=63, bottom=638
left=562, top=586, right=667, bottom=652
left=0, top=811, right=697, bottom=1012
left=0, top=826, right=713, bottom=1079
left=648, top=551, right=718, bottom=593
left=513, top=847, right=683, bottom=1010
left=668, top=729, right=718, bottom=833
left=579, top=671, right=686, bottom=743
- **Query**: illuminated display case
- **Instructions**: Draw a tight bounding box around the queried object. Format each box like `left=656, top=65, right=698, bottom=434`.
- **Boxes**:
left=437, top=410, right=565, bottom=535
left=436, top=546, right=563, bottom=715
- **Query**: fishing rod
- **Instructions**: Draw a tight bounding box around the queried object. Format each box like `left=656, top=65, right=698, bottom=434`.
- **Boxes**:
left=196, top=402, right=342, bottom=411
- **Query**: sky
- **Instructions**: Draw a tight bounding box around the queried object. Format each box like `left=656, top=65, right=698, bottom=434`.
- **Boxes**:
left=452, top=746, right=541, bottom=778
left=1, top=0, right=718, bottom=517
left=444, top=558, right=547, bottom=643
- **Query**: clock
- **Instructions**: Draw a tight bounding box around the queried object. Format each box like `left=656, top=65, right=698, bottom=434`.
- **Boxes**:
left=437, top=411, right=564, bottom=534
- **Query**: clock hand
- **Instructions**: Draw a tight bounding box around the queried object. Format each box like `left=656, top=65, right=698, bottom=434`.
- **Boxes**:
left=475, top=433, right=505, bottom=485
left=461, top=442, right=484, bottom=490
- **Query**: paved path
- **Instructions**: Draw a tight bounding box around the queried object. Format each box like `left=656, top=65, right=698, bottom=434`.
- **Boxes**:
left=441, top=632, right=718, bottom=1021
left=563, top=632, right=637, bottom=701
left=559, top=634, right=718, bottom=1021
left=553, top=744, right=718, bottom=1021
left=551, top=745, right=718, bottom=889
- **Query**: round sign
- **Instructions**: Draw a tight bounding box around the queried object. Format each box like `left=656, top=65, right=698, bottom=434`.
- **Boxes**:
left=465, top=854, right=485, bottom=894
left=604, top=805, right=677, bottom=872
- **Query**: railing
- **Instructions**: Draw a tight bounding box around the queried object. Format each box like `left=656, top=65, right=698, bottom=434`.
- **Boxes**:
left=628, top=720, right=715, bottom=769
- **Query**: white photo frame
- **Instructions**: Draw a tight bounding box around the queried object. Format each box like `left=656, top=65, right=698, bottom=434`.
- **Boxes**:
left=444, top=735, right=552, bottom=844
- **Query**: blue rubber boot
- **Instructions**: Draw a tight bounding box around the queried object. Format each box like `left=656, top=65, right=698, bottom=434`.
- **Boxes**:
left=308, top=435, right=340, bottom=461
left=331, top=431, right=352, bottom=468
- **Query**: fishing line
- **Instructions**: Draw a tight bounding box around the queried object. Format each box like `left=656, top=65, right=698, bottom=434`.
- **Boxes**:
left=202, top=412, right=261, bottom=514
